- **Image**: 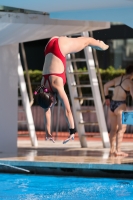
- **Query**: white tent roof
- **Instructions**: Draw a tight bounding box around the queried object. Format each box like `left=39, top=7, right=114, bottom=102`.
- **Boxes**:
left=1, top=0, right=133, bottom=45
left=0, top=12, right=110, bottom=46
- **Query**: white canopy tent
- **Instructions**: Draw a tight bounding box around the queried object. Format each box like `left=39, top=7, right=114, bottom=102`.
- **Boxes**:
left=0, top=10, right=110, bottom=157
left=0, top=13, right=110, bottom=46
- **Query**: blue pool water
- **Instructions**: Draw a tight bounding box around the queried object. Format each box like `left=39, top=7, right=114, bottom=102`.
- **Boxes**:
left=0, top=173, right=133, bottom=200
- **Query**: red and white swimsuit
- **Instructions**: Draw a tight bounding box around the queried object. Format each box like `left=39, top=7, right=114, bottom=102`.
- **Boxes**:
left=43, top=38, right=66, bottom=92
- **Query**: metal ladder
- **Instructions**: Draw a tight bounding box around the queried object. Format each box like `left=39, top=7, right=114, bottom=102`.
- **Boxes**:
left=18, top=54, right=38, bottom=147
left=66, top=31, right=110, bottom=148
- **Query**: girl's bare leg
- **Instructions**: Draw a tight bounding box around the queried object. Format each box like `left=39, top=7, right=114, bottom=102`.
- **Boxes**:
left=72, top=37, right=109, bottom=51
left=115, top=111, right=128, bottom=156
left=89, top=39, right=109, bottom=50
left=109, top=110, right=117, bottom=155
left=59, top=36, right=109, bottom=55
left=110, top=131, right=116, bottom=155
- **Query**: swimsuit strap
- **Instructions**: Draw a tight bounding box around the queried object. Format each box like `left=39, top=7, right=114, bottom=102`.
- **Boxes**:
left=115, top=75, right=124, bottom=87
left=115, top=75, right=129, bottom=94
left=43, top=75, right=53, bottom=92
left=121, top=77, right=130, bottom=83
left=120, top=76, right=130, bottom=94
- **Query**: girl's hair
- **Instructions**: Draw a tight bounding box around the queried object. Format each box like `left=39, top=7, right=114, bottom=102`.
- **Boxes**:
left=126, top=65, right=133, bottom=74
left=34, top=85, right=54, bottom=109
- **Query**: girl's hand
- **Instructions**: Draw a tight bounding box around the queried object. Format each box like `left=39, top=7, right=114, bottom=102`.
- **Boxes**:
left=46, top=136, right=55, bottom=143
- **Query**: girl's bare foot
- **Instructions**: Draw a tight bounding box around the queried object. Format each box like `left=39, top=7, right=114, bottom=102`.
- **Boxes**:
left=114, top=151, right=128, bottom=157
left=109, top=151, right=116, bottom=157
left=89, top=41, right=109, bottom=51
left=109, top=146, right=116, bottom=157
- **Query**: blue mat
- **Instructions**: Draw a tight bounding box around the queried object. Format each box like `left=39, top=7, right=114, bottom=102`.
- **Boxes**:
left=122, top=111, right=133, bottom=125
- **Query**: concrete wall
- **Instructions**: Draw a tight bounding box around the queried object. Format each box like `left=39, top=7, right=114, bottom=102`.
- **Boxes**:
left=0, top=44, right=18, bottom=157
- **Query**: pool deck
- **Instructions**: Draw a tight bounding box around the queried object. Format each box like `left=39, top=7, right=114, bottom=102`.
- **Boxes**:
left=0, top=139, right=133, bottom=177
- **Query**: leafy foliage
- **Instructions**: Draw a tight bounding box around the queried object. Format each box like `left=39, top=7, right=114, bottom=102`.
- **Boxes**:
left=24, top=67, right=126, bottom=96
